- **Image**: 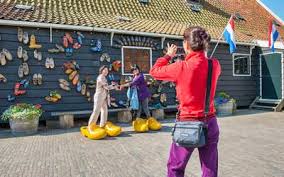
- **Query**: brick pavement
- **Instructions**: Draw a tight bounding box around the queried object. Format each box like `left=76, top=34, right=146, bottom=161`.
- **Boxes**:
left=0, top=110, right=284, bottom=177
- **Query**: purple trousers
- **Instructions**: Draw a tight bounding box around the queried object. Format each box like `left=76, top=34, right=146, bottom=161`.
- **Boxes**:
left=167, top=117, right=219, bottom=177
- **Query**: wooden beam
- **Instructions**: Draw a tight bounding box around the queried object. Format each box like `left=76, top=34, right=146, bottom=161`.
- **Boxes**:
left=161, top=37, right=165, bottom=49
left=49, top=26, right=53, bottom=43
left=249, top=96, right=260, bottom=109
left=275, top=99, right=284, bottom=112
left=110, top=32, right=114, bottom=46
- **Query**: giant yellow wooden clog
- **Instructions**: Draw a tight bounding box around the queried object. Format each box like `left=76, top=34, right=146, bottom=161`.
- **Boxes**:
left=80, top=124, right=107, bottom=140
left=104, top=121, right=122, bottom=137
left=147, top=117, right=162, bottom=131
left=133, top=118, right=149, bottom=133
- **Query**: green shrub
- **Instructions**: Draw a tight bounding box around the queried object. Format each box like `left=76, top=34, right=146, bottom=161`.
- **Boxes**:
left=1, top=103, right=43, bottom=121
left=215, top=92, right=236, bottom=106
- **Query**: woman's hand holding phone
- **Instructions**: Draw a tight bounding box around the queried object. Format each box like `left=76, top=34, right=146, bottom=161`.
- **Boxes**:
left=166, top=43, right=178, bottom=58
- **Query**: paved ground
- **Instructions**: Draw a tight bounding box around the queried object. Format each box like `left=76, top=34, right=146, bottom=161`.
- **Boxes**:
left=0, top=110, right=284, bottom=177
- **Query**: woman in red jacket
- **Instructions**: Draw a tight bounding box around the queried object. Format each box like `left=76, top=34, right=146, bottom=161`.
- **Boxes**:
left=150, top=27, right=221, bottom=177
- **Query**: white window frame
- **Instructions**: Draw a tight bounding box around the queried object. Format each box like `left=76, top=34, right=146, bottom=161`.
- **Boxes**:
left=121, top=46, right=153, bottom=75
left=232, top=53, right=251, bottom=76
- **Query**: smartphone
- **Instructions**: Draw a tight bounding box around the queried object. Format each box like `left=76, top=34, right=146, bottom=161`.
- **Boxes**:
left=177, top=46, right=185, bottom=54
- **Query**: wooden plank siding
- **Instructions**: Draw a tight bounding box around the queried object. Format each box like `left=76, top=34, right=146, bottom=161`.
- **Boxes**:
left=213, top=44, right=257, bottom=107
left=0, top=26, right=162, bottom=119
left=163, top=38, right=258, bottom=107
left=0, top=25, right=259, bottom=119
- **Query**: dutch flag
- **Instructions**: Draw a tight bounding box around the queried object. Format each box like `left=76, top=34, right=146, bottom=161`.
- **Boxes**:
left=268, top=21, right=279, bottom=52
left=223, top=17, right=237, bottom=54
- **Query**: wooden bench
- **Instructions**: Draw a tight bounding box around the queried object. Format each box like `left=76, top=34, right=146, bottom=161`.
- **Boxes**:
left=149, top=105, right=178, bottom=120
left=50, top=108, right=132, bottom=128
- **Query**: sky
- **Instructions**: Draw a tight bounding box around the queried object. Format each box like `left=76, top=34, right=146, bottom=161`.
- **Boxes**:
left=260, top=0, right=284, bottom=24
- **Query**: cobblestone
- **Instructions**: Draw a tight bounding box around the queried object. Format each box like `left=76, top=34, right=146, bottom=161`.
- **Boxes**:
left=0, top=110, right=283, bottom=177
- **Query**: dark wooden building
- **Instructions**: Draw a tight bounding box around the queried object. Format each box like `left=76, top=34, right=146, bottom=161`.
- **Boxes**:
left=1, top=0, right=284, bottom=119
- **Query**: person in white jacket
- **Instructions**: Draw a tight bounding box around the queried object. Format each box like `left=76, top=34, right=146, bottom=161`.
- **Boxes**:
left=88, top=65, right=120, bottom=131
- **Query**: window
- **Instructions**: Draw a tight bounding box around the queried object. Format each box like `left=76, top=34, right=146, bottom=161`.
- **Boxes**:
left=186, top=0, right=200, bottom=4
left=15, top=4, right=34, bottom=10
left=139, top=0, right=150, bottom=4
left=233, top=54, right=251, bottom=76
left=116, top=16, right=131, bottom=22
left=186, top=0, right=202, bottom=12
left=122, top=46, right=152, bottom=75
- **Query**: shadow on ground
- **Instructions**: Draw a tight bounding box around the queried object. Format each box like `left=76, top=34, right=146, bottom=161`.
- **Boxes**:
left=0, top=110, right=270, bottom=139
left=217, top=109, right=268, bottom=118
left=0, top=119, right=174, bottom=139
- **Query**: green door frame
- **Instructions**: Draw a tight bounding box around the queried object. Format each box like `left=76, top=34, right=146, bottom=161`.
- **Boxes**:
left=260, top=52, right=284, bottom=100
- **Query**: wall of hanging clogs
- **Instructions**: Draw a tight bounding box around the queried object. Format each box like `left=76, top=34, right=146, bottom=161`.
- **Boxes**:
left=0, top=26, right=177, bottom=119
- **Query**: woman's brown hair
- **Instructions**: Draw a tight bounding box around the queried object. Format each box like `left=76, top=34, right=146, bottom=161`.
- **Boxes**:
left=131, top=64, right=140, bottom=73
left=99, top=65, right=108, bottom=74
left=183, top=26, right=211, bottom=51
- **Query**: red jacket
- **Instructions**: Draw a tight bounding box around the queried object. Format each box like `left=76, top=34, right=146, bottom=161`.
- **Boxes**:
left=150, top=51, right=221, bottom=120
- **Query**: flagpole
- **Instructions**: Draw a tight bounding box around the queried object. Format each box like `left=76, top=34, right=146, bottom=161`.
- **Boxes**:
left=209, top=29, right=226, bottom=58
left=209, top=15, right=233, bottom=58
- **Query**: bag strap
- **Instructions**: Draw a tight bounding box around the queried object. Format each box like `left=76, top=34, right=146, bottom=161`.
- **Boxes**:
left=204, top=59, right=213, bottom=116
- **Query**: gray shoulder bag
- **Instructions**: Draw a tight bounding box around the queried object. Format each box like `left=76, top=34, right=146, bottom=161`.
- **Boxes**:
left=171, top=59, right=213, bottom=148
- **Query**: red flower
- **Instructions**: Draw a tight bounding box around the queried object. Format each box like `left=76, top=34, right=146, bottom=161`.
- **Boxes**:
left=35, top=104, right=42, bottom=109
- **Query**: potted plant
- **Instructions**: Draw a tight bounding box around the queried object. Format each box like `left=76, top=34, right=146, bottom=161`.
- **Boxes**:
left=1, top=103, right=43, bottom=136
left=214, top=92, right=237, bottom=116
